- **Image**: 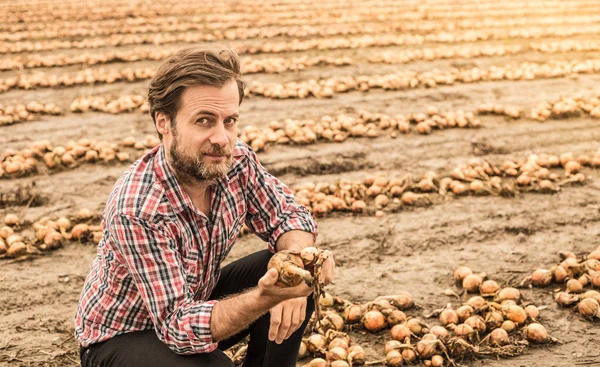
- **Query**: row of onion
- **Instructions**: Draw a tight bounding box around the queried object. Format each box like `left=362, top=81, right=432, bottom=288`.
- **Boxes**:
left=0, top=101, right=62, bottom=126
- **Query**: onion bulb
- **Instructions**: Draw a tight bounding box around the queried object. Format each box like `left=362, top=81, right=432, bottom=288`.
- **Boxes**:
left=484, top=310, right=504, bottom=329
left=465, top=315, right=486, bottom=334
left=4, top=214, right=20, bottom=226
left=328, top=338, right=348, bottom=351
left=384, top=350, right=403, bottom=367
left=439, top=309, right=459, bottom=326
left=582, top=290, right=600, bottom=304
left=431, top=355, right=444, bottom=367
left=385, top=340, right=403, bottom=353
left=501, top=320, right=516, bottom=333
left=267, top=250, right=313, bottom=287
left=306, top=334, right=327, bottom=355
left=466, top=296, right=486, bottom=309
left=489, top=328, right=509, bottom=346
left=456, top=305, right=474, bottom=322
left=362, top=310, right=386, bottom=332
left=531, top=269, right=553, bottom=287
left=348, top=345, right=365, bottom=365
left=524, top=305, right=540, bottom=320
left=462, top=274, right=483, bottom=293
left=479, top=280, right=500, bottom=296
left=390, top=324, right=412, bottom=341
left=330, top=361, right=350, bottom=367
left=302, top=358, right=327, bottom=367
left=502, top=304, right=527, bottom=324
left=566, top=278, right=583, bottom=294
left=497, top=287, right=521, bottom=302
left=454, top=266, right=473, bottom=282
left=430, top=325, right=449, bottom=338
left=577, top=298, right=599, bottom=317
left=344, top=304, right=362, bottom=323
left=554, top=291, right=580, bottom=307
left=327, top=347, right=348, bottom=361
left=523, top=323, right=549, bottom=344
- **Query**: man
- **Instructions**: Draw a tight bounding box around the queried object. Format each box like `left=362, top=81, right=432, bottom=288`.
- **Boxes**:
left=74, top=45, right=335, bottom=367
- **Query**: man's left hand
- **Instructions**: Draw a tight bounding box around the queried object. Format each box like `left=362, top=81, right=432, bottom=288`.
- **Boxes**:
left=319, top=250, right=335, bottom=285
left=268, top=297, right=307, bottom=344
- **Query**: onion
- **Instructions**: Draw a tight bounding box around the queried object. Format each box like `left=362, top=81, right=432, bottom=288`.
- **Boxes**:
left=502, top=304, right=527, bottom=324
left=439, top=309, right=459, bottom=326
left=377, top=293, right=413, bottom=310
left=555, top=291, right=580, bottom=307
left=416, top=339, right=442, bottom=359
left=384, top=350, right=403, bottom=367
left=466, top=296, right=486, bottom=309
left=362, top=310, right=386, bottom=332
left=298, top=341, right=308, bottom=359
left=267, top=250, right=313, bottom=287
left=385, top=340, right=403, bottom=353
left=6, top=241, right=27, bottom=258
left=302, top=358, right=327, bottom=367
left=431, top=355, right=444, bottom=367
left=454, top=266, right=473, bottom=282
left=582, top=290, right=600, bottom=304
left=462, top=274, right=483, bottom=293
left=4, top=214, right=20, bottom=226
left=523, top=323, right=549, bottom=344
left=307, top=334, right=327, bottom=355
left=489, top=328, right=510, bottom=346
left=588, top=251, right=600, bottom=260
left=6, top=234, right=23, bottom=246
left=497, top=287, right=521, bottom=302
left=327, top=347, right=348, bottom=361
left=577, top=298, right=599, bottom=317
left=484, top=310, right=504, bottom=329
left=501, top=320, right=516, bottom=333
left=328, top=338, right=349, bottom=351
left=552, top=265, right=569, bottom=283
left=453, top=324, right=475, bottom=340
left=479, top=280, right=500, bottom=295
left=566, top=278, right=583, bottom=293
left=71, top=223, right=90, bottom=241
left=351, top=200, right=367, bottom=213
left=406, top=318, right=427, bottom=334
left=330, top=361, right=350, bottom=367
left=347, top=345, right=365, bottom=365
left=524, top=305, right=540, bottom=320
left=56, top=217, right=72, bottom=233
left=0, top=239, right=6, bottom=255
left=531, top=269, right=553, bottom=287
left=0, top=226, right=14, bottom=239
left=322, top=312, right=344, bottom=332
left=384, top=309, right=407, bottom=325
left=401, top=348, right=417, bottom=363
left=391, top=324, right=412, bottom=341
left=464, top=315, right=486, bottom=334
left=430, top=325, right=449, bottom=339
left=344, top=305, right=362, bottom=323
left=456, top=305, right=474, bottom=322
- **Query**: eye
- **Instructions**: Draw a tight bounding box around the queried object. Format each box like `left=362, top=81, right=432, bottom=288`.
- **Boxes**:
left=225, top=117, right=238, bottom=125
left=196, top=117, right=210, bottom=125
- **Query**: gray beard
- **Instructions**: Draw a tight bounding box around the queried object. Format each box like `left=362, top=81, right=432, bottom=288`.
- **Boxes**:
left=168, top=137, right=233, bottom=185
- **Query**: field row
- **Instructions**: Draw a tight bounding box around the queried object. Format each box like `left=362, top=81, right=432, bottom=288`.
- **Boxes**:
left=2, top=22, right=600, bottom=55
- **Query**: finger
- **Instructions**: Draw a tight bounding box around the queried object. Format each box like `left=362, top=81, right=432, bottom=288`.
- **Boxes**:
left=284, top=307, right=300, bottom=340
left=260, top=268, right=279, bottom=288
left=268, top=304, right=282, bottom=342
left=276, top=304, right=294, bottom=344
left=297, top=299, right=307, bottom=330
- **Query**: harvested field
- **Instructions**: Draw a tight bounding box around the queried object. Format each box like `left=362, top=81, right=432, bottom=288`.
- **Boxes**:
left=1, top=0, right=599, bottom=366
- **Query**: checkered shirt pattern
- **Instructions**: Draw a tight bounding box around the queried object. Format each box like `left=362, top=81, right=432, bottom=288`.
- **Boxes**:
left=74, top=140, right=317, bottom=354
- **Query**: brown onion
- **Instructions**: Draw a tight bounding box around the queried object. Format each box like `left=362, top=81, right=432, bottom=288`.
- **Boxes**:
left=362, top=310, right=386, bottom=332
left=489, top=328, right=509, bottom=346
left=552, top=265, right=569, bottom=283
left=429, top=326, right=449, bottom=339
left=416, top=339, right=442, bottom=359
left=391, top=324, right=412, bottom=341
left=531, top=269, right=553, bottom=287
left=384, top=309, right=407, bottom=325
left=497, top=287, right=521, bottom=302
left=306, top=334, right=327, bottom=355
left=344, top=305, right=362, bottom=323
left=524, top=305, right=540, bottom=320
left=302, top=358, right=327, bottom=367
left=485, top=310, right=504, bottom=329
left=591, top=272, right=600, bottom=288
left=385, top=340, right=403, bottom=353
left=384, top=350, right=403, bottom=367
left=4, top=214, right=20, bottom=226
left=555, top=291, right=580, bottom=307
left=330, top=361, right=350, bottom=367
left=462, top=274, right=483, bottom=293
left=439, top=309, right=459, bottom=326
left=401, top=348, right=417, bottom=363
left=501, top=320, right=516, bottom=333
left=6, top=241, right=27, bottom=257
left=406, top=318, right=427, bottom=334
left=464, top=315, right=486, bottom=334
left=453, top=324, right=475, bottom=340
left=566, top=278, right=583, bottom=293
left=577, top=298, right=599, bottom=317
left=454, top=266, right=473, bottom=282
left=431, top=355, right=444, bottom=367
left=502, top=304, right=527, bottom=324
left=479, top=280, right=500, bottom=295
left=456, top=305, right=474, bottom=322
left=347, top=345, right=365, bottom=366
left=466, top=296, right=487, bottom=309
left=327, top=347, right=348, bottom=361
left=328, top=338, right=349, bottom=351
left=523, top=323, right=549, bottom=343
left=582, top=290, right=600, bottom=304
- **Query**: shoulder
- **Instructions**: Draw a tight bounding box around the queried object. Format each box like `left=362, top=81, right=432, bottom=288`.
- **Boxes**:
left=104, top=147, right=166, bottom=224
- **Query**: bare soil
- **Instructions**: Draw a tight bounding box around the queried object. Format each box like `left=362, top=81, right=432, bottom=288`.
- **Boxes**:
left=1, top=2, right=600, bottom=366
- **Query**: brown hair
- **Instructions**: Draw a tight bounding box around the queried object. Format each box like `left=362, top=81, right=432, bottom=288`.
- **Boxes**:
left=148, top=45, right=246, bottom=140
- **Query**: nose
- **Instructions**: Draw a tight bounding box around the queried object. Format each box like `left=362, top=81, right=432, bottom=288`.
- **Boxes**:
left=208, top=121, right=229, bottom=147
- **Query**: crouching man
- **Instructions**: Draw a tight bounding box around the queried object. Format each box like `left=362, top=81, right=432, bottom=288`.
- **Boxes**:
left=74, top=45, right=334, bottom=367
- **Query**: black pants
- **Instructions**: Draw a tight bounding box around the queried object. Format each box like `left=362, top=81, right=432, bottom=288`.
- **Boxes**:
left=80, top=250, right=314, bottom=367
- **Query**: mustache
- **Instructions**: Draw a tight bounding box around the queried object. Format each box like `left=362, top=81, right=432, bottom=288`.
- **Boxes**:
left=201, top=145, right=231, bottom=156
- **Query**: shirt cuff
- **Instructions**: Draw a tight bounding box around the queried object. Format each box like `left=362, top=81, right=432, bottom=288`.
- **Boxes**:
left=188, top=300, right=218, bottom=352
left=269, top=205, right=318, bottom=253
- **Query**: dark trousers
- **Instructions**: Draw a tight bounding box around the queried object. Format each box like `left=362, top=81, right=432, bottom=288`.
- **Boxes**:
left=80, top=250, right=314, bottom=367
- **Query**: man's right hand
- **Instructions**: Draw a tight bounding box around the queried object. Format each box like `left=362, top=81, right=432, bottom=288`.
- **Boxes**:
left=257, top=268, right=313, bottom=303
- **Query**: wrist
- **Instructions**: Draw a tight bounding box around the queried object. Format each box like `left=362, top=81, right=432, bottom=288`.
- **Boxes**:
left=253, top=287, right=282, bottom=309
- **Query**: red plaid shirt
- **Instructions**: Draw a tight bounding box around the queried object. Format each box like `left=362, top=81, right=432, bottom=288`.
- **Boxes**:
left=74, top=141, right=317, bottom=354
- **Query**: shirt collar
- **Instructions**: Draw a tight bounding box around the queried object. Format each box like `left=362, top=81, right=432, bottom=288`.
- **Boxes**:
left=153, top=144, right=232, bottom=216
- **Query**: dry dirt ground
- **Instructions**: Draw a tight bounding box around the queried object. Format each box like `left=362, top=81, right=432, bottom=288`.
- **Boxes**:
left=1, top=1, right=600, bottom=367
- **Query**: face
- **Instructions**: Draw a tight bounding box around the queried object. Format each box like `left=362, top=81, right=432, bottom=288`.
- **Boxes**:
left=156, top=79, right=239, bottom=184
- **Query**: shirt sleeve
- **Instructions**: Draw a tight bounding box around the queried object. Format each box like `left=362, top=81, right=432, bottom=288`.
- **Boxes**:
left=108, top=213, right=217, bottom=355
left=243, top=147, right=318, bottom=252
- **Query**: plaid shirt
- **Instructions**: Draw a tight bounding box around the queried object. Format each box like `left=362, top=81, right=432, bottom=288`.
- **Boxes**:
left=74, top=140, right=317, bottom=354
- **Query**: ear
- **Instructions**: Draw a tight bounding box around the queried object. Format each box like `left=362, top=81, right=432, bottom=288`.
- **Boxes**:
left=155, top=112, right=172, bottom=137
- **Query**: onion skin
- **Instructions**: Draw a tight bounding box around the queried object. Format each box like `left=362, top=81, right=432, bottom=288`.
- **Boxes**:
left=566, top=279, right=584, bottom=294
left=344, top=305, right=363, bottom=323
left=577, top=298, right=600, bottom=317
left=523, top=323, right=549, bottom=344
left=531, top=269, right=553, bottom=287
left=555, top=291, right=580, bottom=307
left=385, top=340, right=403, bottom=353
left=489, top=328, right=510, bottom=346
left=347, top=345, right=365, bottom=366
left=391, top=324, right=412, bottom=341
left=502, top=304, right=527, bottom=324
left=267, top=250, right=313, bottom=287
left=431, top=355, right=444, bottom=367
left=497, top=287, right=521, bottom=302
left=582, top=290, right=600, bottom=304
left=479, top=280, right=500, bottom=295
left=439, top=309, right=459, bottom=326
left=362, top=310, right=386, bottom=332
left=456, top=305, right=474, bottom=323
left=302, top=358, right=328, bottom=367
left=384, top=350, right=404, bottom=367
left=330, top=361, right=350, bottom=367
left=462, top=274, right=483, bottom=293
left=466, top=296, right=487, bottom=309
left=552, top=265, right=569, bottom=283
left=454, top=266, right=473, bottom=282
left=524, top=305, right=540, bottom=320
left=501, top=320, right=516, bottom=333
left=430, top=325, right=449, bottom=339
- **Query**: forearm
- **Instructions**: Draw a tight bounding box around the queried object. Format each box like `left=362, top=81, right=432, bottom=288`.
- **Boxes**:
left=210, top=288, right=279, bottom=342
left=275, top=229, right=315, bottom=252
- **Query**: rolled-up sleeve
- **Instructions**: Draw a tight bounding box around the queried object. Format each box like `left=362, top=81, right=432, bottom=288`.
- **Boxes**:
left=109, top=214, right=217, bottom=355
left=243, top=148, right=318, bottom=252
